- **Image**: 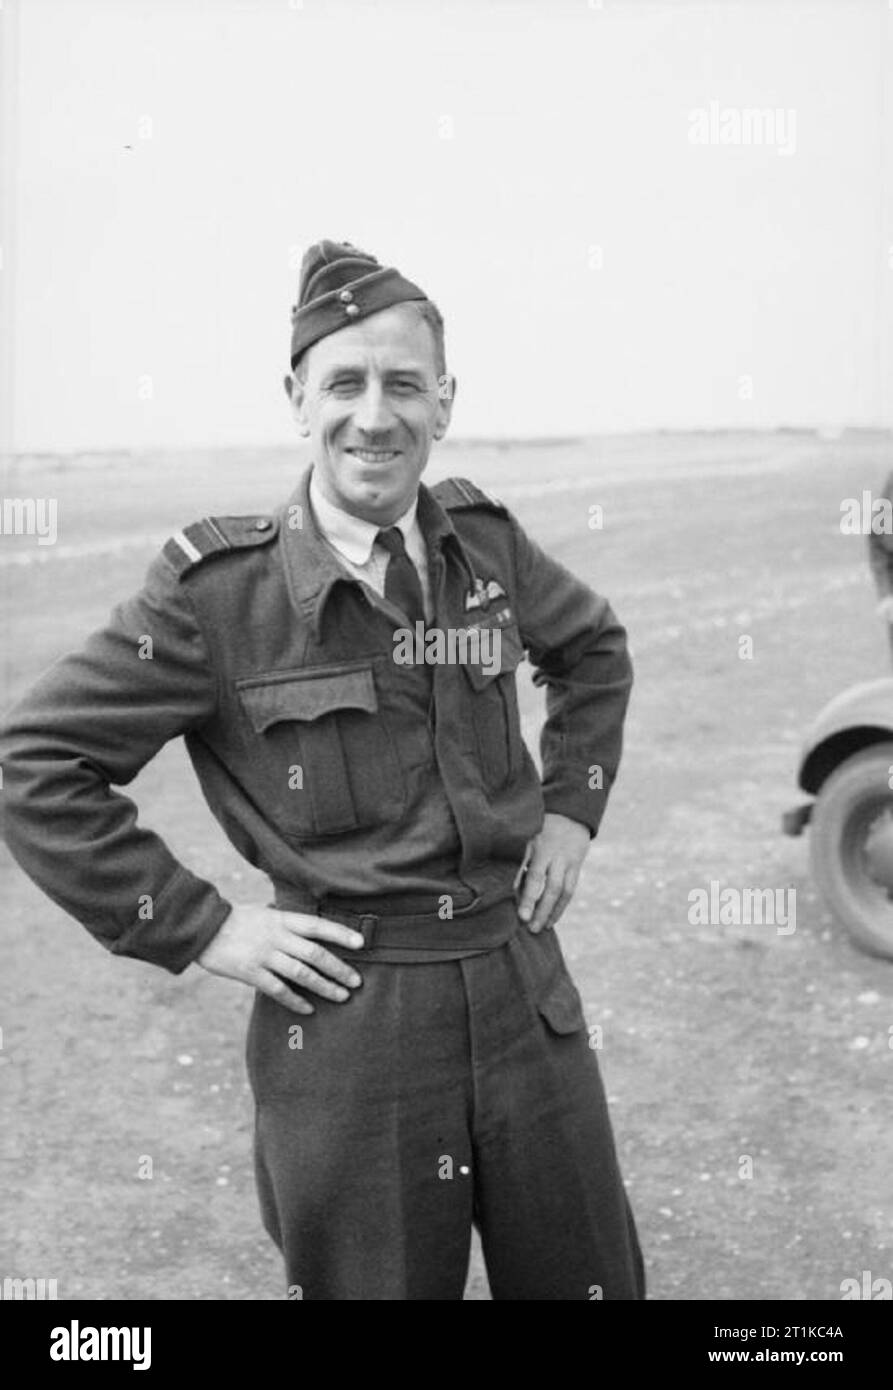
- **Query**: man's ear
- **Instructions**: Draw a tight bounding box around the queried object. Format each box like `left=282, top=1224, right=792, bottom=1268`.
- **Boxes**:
left=285, top=373, right=312, bottom=436
left=434, top=373, right=457, bottom=440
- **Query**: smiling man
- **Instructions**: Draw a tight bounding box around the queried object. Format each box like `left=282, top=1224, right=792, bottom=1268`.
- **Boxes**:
left=0, top=240, right=644, bottom=1301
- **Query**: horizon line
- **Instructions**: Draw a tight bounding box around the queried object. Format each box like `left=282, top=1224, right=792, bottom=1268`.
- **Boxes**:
left=5, top=423, right=892, bottom=464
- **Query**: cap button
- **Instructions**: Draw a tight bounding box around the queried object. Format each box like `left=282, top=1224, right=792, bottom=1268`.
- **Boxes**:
left=345, top=303, right=360, bottom=318
left=255, top=519, right=272, bottom=532
left=339, top=289, right=353, bottom=303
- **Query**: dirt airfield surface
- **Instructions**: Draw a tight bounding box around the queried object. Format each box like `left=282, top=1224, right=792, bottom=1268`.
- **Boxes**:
left=1, top=430, right=892, bottom=1301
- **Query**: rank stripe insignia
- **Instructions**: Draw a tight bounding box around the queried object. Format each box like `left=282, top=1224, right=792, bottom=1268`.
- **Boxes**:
left=164, top=520, right=225, bottom=575
left=204, top=516, right=230, bottom=548
left=162, top=515, right=278, bottom=577
left=172, top=529, right=203, bottom=564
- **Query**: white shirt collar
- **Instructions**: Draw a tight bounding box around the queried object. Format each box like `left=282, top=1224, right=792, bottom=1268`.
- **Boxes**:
left=309, top=468, right=420, bottom=566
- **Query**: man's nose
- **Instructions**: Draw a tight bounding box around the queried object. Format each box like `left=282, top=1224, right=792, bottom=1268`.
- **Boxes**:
left=352, top=382, right=396, bottom=434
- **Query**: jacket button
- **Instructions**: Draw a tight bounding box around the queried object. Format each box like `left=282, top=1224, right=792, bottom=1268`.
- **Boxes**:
left=254, top=519, right=272, bottom=532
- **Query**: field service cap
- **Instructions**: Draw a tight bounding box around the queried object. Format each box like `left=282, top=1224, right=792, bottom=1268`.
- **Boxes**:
left=290, top=240, right=429, bottom=370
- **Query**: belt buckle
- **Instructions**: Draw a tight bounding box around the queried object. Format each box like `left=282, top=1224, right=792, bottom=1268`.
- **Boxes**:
left=356, top=912, right=378, bottom=946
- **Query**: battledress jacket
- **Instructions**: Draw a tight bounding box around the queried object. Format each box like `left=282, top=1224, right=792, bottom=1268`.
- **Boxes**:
left=0, top=469, right=633, bottom=974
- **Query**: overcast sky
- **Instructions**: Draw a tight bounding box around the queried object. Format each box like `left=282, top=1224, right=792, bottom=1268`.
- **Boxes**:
left=1, top=0, right=891, bottom=452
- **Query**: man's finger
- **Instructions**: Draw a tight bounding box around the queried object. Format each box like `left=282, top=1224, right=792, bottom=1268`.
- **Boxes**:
left=270, top=950, right=353, bottom=1003
left=544, top=866, right=580, bottom=932
left=543, top=885, right=573, bottom=933
left=527, top=865, right=564, bottom=933
left=276, top=932, right=363, bottom=989
left=517, top=864, right=547, bottom=923
left=513, top=847, right=532, bottom=893
left=256, top=968, right=315, bottom=1015
left=278, top=910, right=365, bottom=952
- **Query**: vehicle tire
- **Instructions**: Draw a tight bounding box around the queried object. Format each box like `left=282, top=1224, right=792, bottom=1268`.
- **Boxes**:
left=810, top=741, right=893, bottom=959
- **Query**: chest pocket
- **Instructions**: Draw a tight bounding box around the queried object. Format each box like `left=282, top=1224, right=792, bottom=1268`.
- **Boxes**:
left=462, top=621, right=525, bottom=792
left=235, top=661, right=406, bottom=839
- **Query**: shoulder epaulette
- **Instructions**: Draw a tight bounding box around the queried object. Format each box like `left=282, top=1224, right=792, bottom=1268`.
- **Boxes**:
left=163, top=514, right=280, bottom=578
left=431, top=477, right=508, bottom=514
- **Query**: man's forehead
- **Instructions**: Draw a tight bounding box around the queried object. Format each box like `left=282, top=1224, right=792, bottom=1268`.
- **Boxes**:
left=305, top=304, right=435, bottom=375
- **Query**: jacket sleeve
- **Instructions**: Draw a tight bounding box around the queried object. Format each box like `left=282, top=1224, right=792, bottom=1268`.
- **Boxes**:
left=511, top=515, right=633, bottom=837
left=0, top=550, right=232, bottom=973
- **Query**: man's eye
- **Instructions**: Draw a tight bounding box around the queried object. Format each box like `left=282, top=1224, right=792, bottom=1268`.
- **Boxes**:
left=390, top=379, right=421, bottom=394
left=329, top=379, right=361, bottom=394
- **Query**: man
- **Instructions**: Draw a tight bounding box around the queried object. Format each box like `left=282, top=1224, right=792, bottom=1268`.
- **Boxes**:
left=0, top=240, right=645, bottom=1300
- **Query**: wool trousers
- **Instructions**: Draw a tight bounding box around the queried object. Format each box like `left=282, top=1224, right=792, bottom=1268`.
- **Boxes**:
left=246, top=917, right=645, bottom=1300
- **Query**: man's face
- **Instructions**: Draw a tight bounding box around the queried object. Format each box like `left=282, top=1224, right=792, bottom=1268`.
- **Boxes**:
left=288, top=303, right=455, bottom=525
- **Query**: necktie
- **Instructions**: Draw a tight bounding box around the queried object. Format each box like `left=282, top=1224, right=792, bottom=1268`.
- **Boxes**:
left=376, top=527, right=426, bottom=626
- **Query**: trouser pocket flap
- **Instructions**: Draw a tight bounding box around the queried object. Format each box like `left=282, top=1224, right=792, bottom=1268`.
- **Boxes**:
left=537, top=966, right=587, bottom=1035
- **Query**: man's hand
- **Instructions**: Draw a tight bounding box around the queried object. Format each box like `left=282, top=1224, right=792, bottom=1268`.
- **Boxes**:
left=515, top=812, right=591, bottom=934
left=877, top=596, right=893, bottom=623
left=197, top=905, right=364, bottom=1015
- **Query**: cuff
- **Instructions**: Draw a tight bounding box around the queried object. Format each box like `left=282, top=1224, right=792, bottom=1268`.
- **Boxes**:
left=109, top=867, right=233, bottom=975
left=543, top=789, right=606, bottom=840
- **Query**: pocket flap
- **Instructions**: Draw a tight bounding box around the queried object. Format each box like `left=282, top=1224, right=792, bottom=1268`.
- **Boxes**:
left=537, top=971, right=587, bottom=1035
left=237, top=667, right=377, bottom=732
left=462, top=622, right=525, bottom=691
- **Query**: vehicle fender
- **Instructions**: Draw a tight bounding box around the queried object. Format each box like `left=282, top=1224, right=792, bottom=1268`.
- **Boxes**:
left=798, top=678, right=893, bottom=794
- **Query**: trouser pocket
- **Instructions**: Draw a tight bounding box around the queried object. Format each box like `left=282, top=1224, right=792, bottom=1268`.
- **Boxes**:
left=509, top=926, right=588, bottom=1035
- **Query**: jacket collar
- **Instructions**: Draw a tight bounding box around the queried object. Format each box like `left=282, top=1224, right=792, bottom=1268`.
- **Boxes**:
left=308, top=468, right=421, bottom=566
left=279, top=463, right=475, bottom=639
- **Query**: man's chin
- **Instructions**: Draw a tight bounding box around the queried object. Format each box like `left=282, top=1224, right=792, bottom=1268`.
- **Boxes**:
left=339, top=459, right=422, bottom=518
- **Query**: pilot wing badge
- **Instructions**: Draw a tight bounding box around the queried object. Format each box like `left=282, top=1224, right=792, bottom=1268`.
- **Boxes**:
left=464, top=577, right=508, bottom=612
left=463, top=577, right=512, bottom=627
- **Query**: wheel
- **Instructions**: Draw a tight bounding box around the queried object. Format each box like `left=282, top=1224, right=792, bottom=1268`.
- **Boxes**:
left=810, top=741, right=893, bottom=959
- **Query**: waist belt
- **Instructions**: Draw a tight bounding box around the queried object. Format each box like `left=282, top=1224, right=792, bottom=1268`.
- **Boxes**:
left=270, top=882, right=521, bottom=957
